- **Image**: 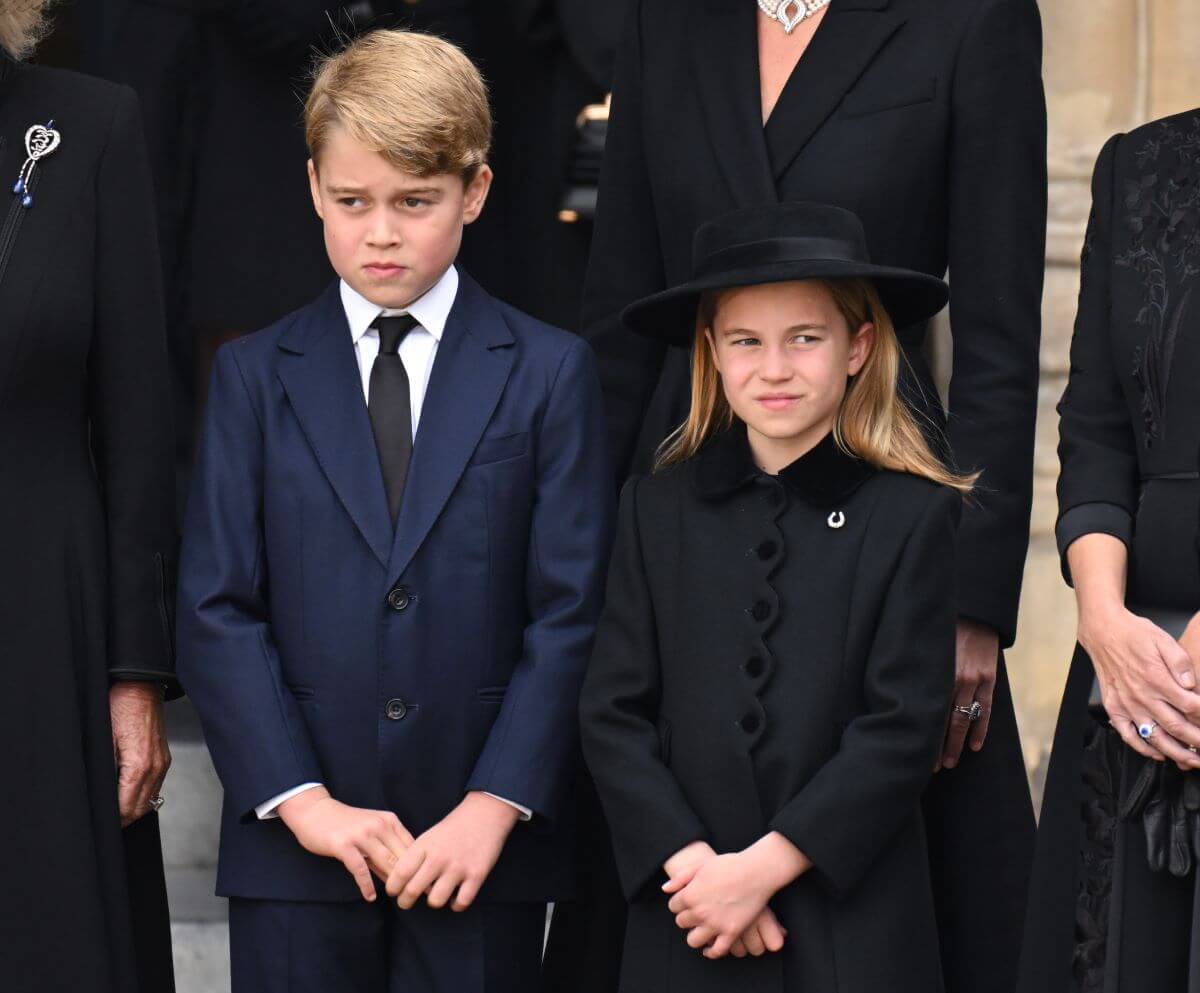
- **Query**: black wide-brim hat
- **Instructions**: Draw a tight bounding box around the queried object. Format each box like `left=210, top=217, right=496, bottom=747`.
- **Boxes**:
left=621, top=202, right=949, bottom=345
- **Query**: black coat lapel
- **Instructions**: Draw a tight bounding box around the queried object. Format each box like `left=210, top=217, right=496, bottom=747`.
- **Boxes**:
left=764, top=0, right=905, bottom=181
left=276, top=284, right=394, bottom=568
left=388, top=275, right=515, bottom=580
left=689, top=1, right=778, bottom=208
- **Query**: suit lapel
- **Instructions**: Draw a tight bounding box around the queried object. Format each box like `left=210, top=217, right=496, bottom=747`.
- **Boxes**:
left=764, top=0, right=905, bottom=181
left=388, top=275, right=515, bottom=579
left=689, top=1, right=778, bottom=208
left=276, top=284, right=394, bottom=568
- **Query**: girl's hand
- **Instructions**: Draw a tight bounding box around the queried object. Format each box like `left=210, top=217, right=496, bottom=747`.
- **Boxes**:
left=1080, top=601, right=1200, bottom=771
left=665, top=851, right=773, bottom=958
left=728, top=908, right=788, bottom=958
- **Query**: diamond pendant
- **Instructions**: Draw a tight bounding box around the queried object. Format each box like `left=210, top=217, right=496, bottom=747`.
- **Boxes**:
left=778, top=0, right=805, bottom=32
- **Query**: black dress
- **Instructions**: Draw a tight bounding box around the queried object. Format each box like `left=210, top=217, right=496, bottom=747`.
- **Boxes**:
left=0, top=53, right=178, bottom=993
left=1018, top=110, right=1200, bottom=993
left=579, top=428, right=958, bottom=993
left=568, top=2, right=1046, bottom=990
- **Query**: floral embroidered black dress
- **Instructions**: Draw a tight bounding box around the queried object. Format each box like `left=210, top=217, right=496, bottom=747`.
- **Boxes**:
left=1018, top=110, right=1200, bottom=993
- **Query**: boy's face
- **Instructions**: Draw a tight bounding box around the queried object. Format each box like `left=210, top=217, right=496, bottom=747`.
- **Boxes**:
left=706, top=280, right=874, bottom=465
left=308, top=126, right=492, bottom=310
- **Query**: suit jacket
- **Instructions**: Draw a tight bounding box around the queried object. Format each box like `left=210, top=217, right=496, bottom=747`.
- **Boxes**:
left=579, top=430, right=959, bottom=993
left=177, top=273, right=613, bottom=903
left=585, top=0, right=1047, bottom=646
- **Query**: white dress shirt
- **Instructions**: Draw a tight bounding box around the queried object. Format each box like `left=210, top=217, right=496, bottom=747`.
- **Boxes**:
left=255, top=266, right=531, bottom=823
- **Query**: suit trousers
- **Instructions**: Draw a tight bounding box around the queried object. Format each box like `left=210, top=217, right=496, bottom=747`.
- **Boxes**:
left=229, top=896, right=546, bottom=993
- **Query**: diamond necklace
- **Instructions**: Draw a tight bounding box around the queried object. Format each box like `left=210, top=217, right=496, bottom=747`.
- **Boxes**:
left=757, top=0, right=832, bottom=34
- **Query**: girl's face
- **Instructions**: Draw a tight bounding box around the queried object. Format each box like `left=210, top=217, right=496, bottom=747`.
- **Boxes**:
left=706, top=280, right=874, bottom=471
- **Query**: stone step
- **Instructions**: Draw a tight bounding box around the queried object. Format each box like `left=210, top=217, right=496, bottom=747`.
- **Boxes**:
left=172, top=922, right=230, bottom=993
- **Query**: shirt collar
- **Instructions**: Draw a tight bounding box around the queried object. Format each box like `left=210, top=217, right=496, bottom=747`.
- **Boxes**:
left=693, top=423, right=876, bottom=507
left=340, top=265, right=459, bottom=346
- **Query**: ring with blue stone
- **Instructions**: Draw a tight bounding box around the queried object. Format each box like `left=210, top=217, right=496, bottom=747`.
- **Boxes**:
left=1138, top=721, right=1158, bottom=740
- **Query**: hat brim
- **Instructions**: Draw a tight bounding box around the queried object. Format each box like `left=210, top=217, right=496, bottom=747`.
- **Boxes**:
left=619, top=260, right=949, bottom=346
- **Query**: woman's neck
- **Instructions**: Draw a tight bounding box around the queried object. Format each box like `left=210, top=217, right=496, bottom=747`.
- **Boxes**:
left=757, top=6, right=830, bottom=124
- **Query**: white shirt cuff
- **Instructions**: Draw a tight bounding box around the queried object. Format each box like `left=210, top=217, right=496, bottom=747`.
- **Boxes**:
left=256, top=783, right=323, bottom=820
left=483, top=792, right=532, bottom=821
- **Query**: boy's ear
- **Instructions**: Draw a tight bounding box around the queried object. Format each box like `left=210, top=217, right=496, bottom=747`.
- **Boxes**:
left=848, top=322, right=875, bottom=376
left=307, top=159, right=325, bottom=220
left=461, top=164, right=494, bottom=225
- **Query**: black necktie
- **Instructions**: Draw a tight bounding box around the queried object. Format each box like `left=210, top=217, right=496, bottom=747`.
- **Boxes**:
left=368, top=314, right=419, bottom=524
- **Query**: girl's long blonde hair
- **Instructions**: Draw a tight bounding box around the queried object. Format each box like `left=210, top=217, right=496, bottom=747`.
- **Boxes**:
left=655, top=277, right=976, bottom=494
left=0, top=0, right=53, bottom=61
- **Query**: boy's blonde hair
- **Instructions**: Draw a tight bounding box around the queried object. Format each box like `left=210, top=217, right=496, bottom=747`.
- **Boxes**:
left=1, top=0, right=53, bottom=60
left=656, top=278, right=977, bottom=494
left=305, top=29, right=491, bottom=180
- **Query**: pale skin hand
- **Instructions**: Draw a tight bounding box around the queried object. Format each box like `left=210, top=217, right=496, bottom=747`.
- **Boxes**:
left=110, top=681, right=171, bottom=827
left=939, top=618, right=1000, bottom=770
left=665, top=833, right=808, bottom=960
left=663, top=841, right=788, bottom=959
left=1070, top=532, right=1200, bottom=771
left=385, top=791, right=520, bottom=912
left=277, top=786, right=415, bottom=901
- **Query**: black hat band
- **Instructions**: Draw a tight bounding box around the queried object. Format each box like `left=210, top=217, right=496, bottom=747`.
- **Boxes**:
left=695, top=236, right=864, bottom=279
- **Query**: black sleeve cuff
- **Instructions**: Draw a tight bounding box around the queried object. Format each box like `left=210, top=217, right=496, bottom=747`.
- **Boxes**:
left=1055, top=502, right=1134, bottom=586
left=109, top=668, right=184, bottom=701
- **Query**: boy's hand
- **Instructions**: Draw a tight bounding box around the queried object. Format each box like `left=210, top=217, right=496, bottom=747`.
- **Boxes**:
left=665, top=832, right=809, bottom=959
left=277, top=786, right=414, bottom=901
left=387, top=792, right=521, bottom=912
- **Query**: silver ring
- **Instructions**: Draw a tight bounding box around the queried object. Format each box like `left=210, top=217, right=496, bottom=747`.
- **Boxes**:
left=149, top=794, right=165, bottom=811
left=1137, top=722, right=1158, bottom=740
left=953, top=701, right=984, bottom=723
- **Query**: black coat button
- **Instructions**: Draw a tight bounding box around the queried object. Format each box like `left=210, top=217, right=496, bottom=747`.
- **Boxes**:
left=741, top=712, right=761, bottom=734
left=744, top=656, right=764, bottom=678
left=756, top=540, right=777, bottom=560
left=385, top=698, right=408, bottom=720
left=751, top=600, right=770, bottom=622
left=387, top=587, right=411, bottom=611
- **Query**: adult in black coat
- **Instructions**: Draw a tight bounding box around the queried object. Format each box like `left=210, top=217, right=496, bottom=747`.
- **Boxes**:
left=579, top=428, right=959, bottom=993
left=0, top=32, right=178, bottom=993
left=578, top=3, right=1046, bottom=991
left=1018, top=109, right=1200, bottom=992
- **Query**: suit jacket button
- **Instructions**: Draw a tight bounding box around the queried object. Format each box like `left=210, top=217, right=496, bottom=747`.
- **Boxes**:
left=744, top=656, right=765, bottom=678
left=387, top=587, right=411, bottom=611
left=741, top=712, right=761, bottom=734
left=385, top=698, right=408, bottom=721
left=751, top=600, right=771, bottom=622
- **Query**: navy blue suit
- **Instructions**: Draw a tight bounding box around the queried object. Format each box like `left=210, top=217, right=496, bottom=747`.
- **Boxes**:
left=178, top=273, right=612, bottom=989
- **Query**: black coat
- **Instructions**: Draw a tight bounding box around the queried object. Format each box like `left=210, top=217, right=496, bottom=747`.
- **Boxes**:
left=0, top=56, right=177, bottom=993
left=585, top=0, right=1045, bottom=647
left=1019, top=110, right=1200, bottom=993
left=580, top=429, right=958, bottom=993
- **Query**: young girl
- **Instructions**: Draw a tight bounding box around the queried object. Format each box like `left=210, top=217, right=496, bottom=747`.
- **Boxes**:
left=579, top=202, right=972, bottom=993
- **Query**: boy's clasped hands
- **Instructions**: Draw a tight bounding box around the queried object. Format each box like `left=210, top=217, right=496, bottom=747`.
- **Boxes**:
left=663, top=833, right=811, bottom=960
left=277, top=786, right=520, bottom=910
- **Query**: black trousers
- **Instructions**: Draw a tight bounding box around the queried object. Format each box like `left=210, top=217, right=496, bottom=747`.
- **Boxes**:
left=229, top=897, right=545, bottom=993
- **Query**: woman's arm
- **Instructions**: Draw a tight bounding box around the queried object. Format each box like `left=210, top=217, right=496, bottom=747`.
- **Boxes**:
left=580, top=0, right=670, bottom=480
left=579, top=478, right=709, bottom=900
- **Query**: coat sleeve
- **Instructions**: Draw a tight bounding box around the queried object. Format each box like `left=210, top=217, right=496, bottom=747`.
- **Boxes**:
left=1054, top=134, right=1138, bottom=585
left=176, top=344, right=324, bottom=819
left=465, top=338, right=614, bottom=824
left=87, top=86, right=180, bottom=695
left=580, top=0, right=670, bottom=480
left=768, top=487, right=959, bottom=899
left=944, top=0, right=1047, bottom=646
left=579, top=477, right=711, bottom=901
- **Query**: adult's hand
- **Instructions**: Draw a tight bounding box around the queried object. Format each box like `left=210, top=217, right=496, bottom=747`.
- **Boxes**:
left=110, top=681, right=171, bottom=828
left=939, top=618, right=999, bottom=770
left=1081, top=602, right=1200, bottom=770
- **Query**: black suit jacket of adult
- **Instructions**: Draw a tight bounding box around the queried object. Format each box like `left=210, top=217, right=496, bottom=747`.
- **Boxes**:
left=584, top=0, right=1047, bottom=646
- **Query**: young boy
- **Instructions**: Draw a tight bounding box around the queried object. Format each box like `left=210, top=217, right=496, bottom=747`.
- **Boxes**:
left=177, top=30, right=612, bottom=992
